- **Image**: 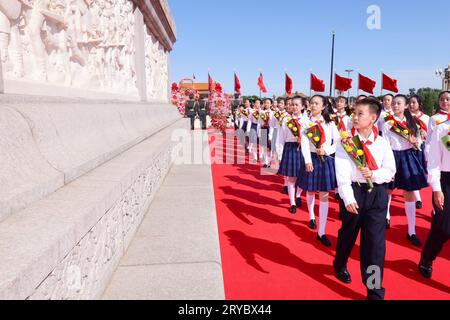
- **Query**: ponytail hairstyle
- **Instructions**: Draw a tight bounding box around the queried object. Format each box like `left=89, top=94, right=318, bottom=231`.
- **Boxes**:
left=395, top=94, right=419, bottom=138
left=408, top=95, right=424, bottom=113
left=311, top=95, right=334, bottom=124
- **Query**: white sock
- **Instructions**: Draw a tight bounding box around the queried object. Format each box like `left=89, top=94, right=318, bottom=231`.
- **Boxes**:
left=405, top=201, right=417, bottom=236
left=296, top=188, right=302, bottom=198
left=265, top=150, right=271, bottom=166
left=386, top=194, right=392, bottom=220
left=248, top=143, right=253, bottom=152
left=318, top=201, right=329, bottom=237
left=288, top=179, right=296, bottom=206
left=414, top=190, right=422, bottom=203
left=307, top=192, right=315, bottom=220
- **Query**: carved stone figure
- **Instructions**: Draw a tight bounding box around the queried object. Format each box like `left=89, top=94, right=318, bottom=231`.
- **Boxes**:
left=0, top=0, right=25, bottom=77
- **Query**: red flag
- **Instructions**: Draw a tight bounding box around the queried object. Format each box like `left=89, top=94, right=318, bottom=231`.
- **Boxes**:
left=382, top=73, right=399, bottom=93
left=234, top=73, right=241, bottom=94
left=358, top=74, right=376, bottom=94
left=335, top=74, right=353, bottom=92
left=285, top=73, right=293, bottom=96
left=258, top=73, right=267, bottom=93
left=311, top=74, right=325, bottom=92
left=208, top=73, right=214, bottom=92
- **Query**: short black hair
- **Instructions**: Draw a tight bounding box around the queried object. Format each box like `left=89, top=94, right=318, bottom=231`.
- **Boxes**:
left=263, top=98, right=273, bottom=104
left=355, top=98, right=382, bottom=121
left=383, top=93, right=394, bottom=99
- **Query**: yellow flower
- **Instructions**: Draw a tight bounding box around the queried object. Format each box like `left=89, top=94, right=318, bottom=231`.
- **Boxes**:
left=293, top=127, right=298, bottom=132
left=395, top=128, right=401, bottom=133
left=307, top=133, right=313, bottom=138
left=340, top=131, right=349, bottom=139
left=402, top=129, right=409, bottom=135
left=436, top=119, right=442, bottom=125
left=287, top=117, right=292, bottom=122
left=314, top=137, right=320, bottom=142
left=309, top=122, right=315, bottom=127
left=346, top=146, right=353, bottom=153
left=388, top=120, right=395, bottom=126
left=356, top=150, right=364, bottom=156
left=288, top=123, right=293, bottom=129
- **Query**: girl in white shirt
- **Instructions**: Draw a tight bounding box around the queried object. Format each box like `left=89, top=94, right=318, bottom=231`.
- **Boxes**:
left=383, top=94, right=428, bottom=247
left=408, top=95, right=431, bottom=209
left=298, top=95, right=340, bottom=247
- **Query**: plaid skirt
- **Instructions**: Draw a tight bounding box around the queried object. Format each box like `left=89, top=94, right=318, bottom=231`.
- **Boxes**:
left=388, top=149, right=429, bottom=191
left=278, top=142, right=304, bottom=178
left=298, top=152, right=337, bottom=192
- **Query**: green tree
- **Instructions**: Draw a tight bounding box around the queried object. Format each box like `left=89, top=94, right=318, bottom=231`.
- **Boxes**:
left=410, top=88, right=441, bottom=116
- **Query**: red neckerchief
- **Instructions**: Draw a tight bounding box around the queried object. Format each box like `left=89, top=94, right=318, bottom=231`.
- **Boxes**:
left=413, top=112, right=428, bottom=132
left=264, top=111, right=270, bottom=126
left=293, top=117, right=302, bottom=143
left=391, top=116, right=409, bottom=131
left=350, top=127, right=379, bottom=170
left=337, top=113, right=347, bottom=132
left=439, top=111, right=450, bottom=121
left=311, top=116, right=327, bottom=144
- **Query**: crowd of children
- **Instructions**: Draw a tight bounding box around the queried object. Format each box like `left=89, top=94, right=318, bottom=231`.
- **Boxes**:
left=233, top=91, right=450, bottom=300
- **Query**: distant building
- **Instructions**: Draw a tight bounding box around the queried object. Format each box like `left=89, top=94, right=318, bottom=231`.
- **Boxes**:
left=179, top=79, right=210, bottom=97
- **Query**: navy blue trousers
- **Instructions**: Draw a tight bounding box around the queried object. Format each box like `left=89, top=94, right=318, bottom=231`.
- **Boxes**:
left=422, top=172, right=450, bottom=263
left=334, top=183, right=388, bottom=300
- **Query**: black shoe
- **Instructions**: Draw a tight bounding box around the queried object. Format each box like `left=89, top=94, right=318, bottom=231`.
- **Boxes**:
left=416, top=201, right=423, bottom=209
left=295, top=197, right=302, bottom=208
left=317, top=234, right=332, bottom=247
left=289, top=206, right=297, bottom=214
left=309, top=219, right=317, bottom=230
left=334, top=268, right=352, bottom=284
left=386, top=219, right=390, bottom=230
left=282, top=186, right=288, bottom=195
left=407, top=234, right=422, bottom=247
left=418, top=259, right=433, bottom=279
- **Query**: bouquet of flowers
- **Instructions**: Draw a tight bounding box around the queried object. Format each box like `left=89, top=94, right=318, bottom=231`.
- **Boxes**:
left=252, top=110, right=260, bottom=121
left=385, top=114, right=420, bottom=151
left=305, top=122, right=325, bottom=163
left=260, top=112, right=270, bottom=128
left=286, top=116, right=302, bottom=144
left=209, top=91, right=232, bottom=133
left=340, top=131, right=374, bottom=192
left=442, top=131, right=450, bottom=152
left=211, top=114, right=228, bottom=132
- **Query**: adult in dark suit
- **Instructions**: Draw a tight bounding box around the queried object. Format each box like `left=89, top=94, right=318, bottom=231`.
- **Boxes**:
left=198, top=95, right=209, bottom=130
left=185, top=94, right=198, bottom=130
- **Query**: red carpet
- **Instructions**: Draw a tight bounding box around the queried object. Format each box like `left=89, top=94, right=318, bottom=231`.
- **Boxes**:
left=208, top=129, right=450, bottom=300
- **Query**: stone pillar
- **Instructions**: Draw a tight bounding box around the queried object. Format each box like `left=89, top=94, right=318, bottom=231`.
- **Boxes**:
left=134, top=8, right=147, bottom=102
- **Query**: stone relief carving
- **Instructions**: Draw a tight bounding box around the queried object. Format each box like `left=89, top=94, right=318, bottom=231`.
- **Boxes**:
left=0, top=0, right=149, bottom=96
left=28, top=145, right=173, bottom=300
left=145, top=29, right=168, bottom=101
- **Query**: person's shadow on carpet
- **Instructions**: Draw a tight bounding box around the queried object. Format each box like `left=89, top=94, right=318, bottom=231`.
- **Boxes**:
left=224, top=230, right=366, bottom=300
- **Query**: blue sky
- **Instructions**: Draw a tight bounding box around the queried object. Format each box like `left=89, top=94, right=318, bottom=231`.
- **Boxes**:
left=169, top=0, right=450, bottom=96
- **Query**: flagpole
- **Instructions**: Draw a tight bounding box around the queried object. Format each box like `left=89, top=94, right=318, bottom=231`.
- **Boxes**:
left=380, top=71, right=383, bottom=97
left=329, top=31, right=336, bottom=97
